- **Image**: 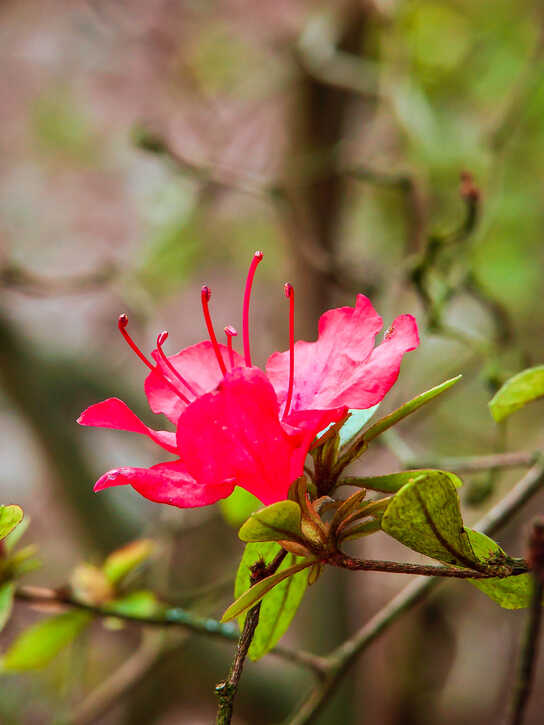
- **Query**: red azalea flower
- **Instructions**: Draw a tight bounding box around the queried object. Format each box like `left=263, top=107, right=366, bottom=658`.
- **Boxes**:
left=78, top=252, right=418, bottom=508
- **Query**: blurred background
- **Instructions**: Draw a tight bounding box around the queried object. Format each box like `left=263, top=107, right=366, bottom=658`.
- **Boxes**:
left=1, top=0, right=544, bottom=723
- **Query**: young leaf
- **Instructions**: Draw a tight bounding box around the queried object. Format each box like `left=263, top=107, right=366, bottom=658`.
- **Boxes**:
left=363, top=376, right=462, bottom=443
left=238, top=501, right=302, bottom=543
left=489, top=365, right=544, bottom=422
left=102, top=539, right=155, bottom=585
left=0, top=582, right=15, bottom=633
left=104, top=590, right=163, bottom=618
left=381, top=471, right=476, bottom=566
left=341, top=469, right=463, bottom=494
left=0, top=506, right=24, bottom=542
left=221, top=558, right=314, bottom=623
left=235, top=542, right=309, bottom=660
left=465, top=529, right=533, bottom=609
left=1, top=611, right=91, bottom=672
left=337, top=406, right=380, bottom=446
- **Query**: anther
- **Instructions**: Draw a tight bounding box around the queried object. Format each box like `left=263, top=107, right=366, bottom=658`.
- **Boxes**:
left=156, top=331, right=196, bottom=399
left=242, top=251, right=263, bottom=367
left=224, top=325, right=238, bottom=369
left=283, top=283, right=295, bottom=418
left=117, top=315, right=189, bottom=404
left=201, top=285, right=227, bottom=376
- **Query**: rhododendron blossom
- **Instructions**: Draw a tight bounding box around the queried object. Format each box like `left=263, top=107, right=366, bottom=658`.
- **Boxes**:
left=78, top=252, right=418, bottom=508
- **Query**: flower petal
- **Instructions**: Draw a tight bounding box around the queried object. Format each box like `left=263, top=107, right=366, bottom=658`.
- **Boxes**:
left=177, top=367, right=318, bottom=505
left=94, top=460, right=234, bottom=508
left=77, top=398, right=178, bottom=454
left=144, top=341, right=244, bottom=424
left=266, top=295, right=418, bottom=412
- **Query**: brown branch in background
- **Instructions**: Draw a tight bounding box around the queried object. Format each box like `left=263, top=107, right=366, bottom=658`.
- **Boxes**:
left=0, top=260, right=118, bottom=296
left=70, top=631, right=170, bottom=725
left=215, top=549, right=288, bottom=725
left=507, top=518, right=544, bottom=725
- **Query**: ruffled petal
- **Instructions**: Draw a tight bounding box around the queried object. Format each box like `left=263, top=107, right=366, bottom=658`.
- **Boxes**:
left=177, top=367, right=316, bottom=505
left=266, top=295, right=418, bottom=412
left=94, top=460, right=234, bottom=508
left=144, top=341, right=244, bottom=424
left=77, top=398, right=178, bottom=454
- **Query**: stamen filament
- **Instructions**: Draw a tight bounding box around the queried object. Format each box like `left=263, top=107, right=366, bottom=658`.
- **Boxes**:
left=224, top=325, right=238, bottom=369
left=242, top=251, right=263, bottom=367
left=117, top=315, right=190, bottom=404
left=283, top=283, right=295, bottom=418
left=156, top=331, right=197, bottom=398
left=201, top=286, right=227, bottom=376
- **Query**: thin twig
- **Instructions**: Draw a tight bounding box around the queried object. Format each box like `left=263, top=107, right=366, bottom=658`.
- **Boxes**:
left=215, top=549, right=287, bottom=724
left=328, top=554, right=527, bottom=579
left=286, top=461, right=544, bottom=725
left=14, top=582, right=324, bottom=674
left=508, top=576, right=543, bottom=725
left=507, top=517, right=544, bottom=725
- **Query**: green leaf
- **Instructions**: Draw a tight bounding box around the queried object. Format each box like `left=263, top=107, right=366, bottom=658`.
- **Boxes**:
left=102, top=539, right=155, bottom=585
left=489, top=365, right=544, bottom=422
left=220, top=487, right=261, bottom=528
left=465, top=529, right=533, bottom=609
left=3, top=516, right=30, bottom=553
left=381, top=471, right=475, bottom=566
left=221, top=558, right=314, bottom=623
left=1, top=611, right=91, bottom=672
left=104, top=590, right=163, bottom=618
left=363, top=376, right=462, bottom=442
left=235, top=543, right=309, bottom=660
left=342, top=469, right=463, bottom=493
left=238, top=501, right=303, bottom=543
left=0, top=506, right=23, bottom=542
left=0, top=582, right=15, bottom=633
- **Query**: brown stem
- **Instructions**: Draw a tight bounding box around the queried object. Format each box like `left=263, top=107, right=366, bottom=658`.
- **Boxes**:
left=215, top=550, right=288, bottom=724
left=327, top=554, right=527, bottom=580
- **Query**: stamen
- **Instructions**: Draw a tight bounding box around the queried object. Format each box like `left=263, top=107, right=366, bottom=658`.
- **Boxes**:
left=242, top=251, right=263, bottom=367
left=283, top=283, right=295, bottom=418
left=156, top=331, right=197, bottom=398
left=224, top=325, right=238, bottom=369
left=201, top=286, right=227, bottom=375
left=117, top=315, right=190, bottom=404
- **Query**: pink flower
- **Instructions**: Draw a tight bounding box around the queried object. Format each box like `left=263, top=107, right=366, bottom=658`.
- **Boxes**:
left=78, top=252, right=418, bottom=508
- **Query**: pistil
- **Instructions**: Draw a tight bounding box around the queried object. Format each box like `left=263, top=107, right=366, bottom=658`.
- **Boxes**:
left=283, top=283, right=295, bottom=418
left=242, top=251, right=263, bottom=367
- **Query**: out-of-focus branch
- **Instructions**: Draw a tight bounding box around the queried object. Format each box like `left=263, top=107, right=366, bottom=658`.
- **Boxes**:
left=70, top=631, right=170, bottom=725
left=287, top=460, right=544, bottom=725
left=14, top=584, right=327, bottom=674
left=398, top=450, right=541, bottom=474
left=507, top=518, right=544, bottom=725
left=0, top=261, right=117, bottom=296
left=345, top=165, right=427, bottom=253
